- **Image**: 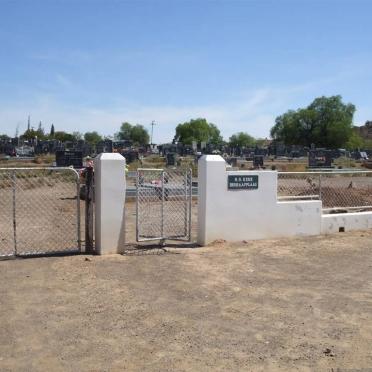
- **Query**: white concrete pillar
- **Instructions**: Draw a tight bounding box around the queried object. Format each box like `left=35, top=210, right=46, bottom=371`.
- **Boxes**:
left=197, top=155, right=226, bottom=245
left=94, top=153, right=126, bottom=255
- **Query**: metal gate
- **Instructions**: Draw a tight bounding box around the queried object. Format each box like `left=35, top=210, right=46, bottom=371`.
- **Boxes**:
left=0, top=167, right=81, bottom=257
left=136, top=168, right=192, bottom=242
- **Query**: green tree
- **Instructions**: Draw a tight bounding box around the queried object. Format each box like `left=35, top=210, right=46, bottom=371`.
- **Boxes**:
left=84, top=131, right=103, bottom=145
left=130, top=124, right=149, bottom=145
left=117, top=122, right=149, bottom=145
left=174, top=118, right=223, bottom=145
left=270, top=95, right=356, bottom=149
left=346, top=132, right=363, bottom=150
left=21, top=127, right=46, bottom=141
left=0, top=134, right=10, bottom=141
left=229, top=132, right=256, bottom=148
left=208, top=123, right=224, bottom=145
left=117, top=122, right=132, bottom=140
left=50, top=124, right=55, bottom=137
left=53, top=131, right=75, bottom=142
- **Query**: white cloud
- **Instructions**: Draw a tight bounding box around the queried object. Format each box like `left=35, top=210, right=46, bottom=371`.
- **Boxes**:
left=0, top=89, right=281, bottom=141
left=1, top=78, right=369, bottom=142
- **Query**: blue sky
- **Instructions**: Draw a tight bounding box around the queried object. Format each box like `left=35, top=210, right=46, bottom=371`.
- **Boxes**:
left=0, top=0, right=371, bottom=143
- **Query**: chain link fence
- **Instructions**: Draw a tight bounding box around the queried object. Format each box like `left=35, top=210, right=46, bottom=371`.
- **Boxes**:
left=136, top=168, right=192, bottom=242
left=278, top=171, right=372, bottom=211
left=0, top=168, right=81, bottom=257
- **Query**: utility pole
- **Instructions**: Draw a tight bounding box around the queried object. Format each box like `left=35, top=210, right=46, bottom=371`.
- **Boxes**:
left=150, top=120, right=156, bottom=145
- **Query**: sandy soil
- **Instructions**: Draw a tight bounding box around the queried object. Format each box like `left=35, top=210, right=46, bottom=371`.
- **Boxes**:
left=1, top=230, right=372, bottom=371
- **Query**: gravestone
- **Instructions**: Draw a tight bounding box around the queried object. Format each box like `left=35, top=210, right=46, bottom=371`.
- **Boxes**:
left=166, top=153, right=176, bottom=166
left=121, top=150, right=139, bottom=164
left=253, top=155, right=264, bottom=168
left=96, top=140, right=113, bottom=154
left=308, top=149, right=332, bottom=168
left=55, top=150, right=83, bottom=168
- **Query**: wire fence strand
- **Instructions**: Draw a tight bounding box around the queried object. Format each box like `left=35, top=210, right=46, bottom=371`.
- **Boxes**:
left=278, top=171, right=372, bottom=210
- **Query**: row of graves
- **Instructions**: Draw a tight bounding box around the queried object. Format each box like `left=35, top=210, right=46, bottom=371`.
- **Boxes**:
left=0, top=137, right=19, bottom=156
left=55, top=139, right=150, bottom=168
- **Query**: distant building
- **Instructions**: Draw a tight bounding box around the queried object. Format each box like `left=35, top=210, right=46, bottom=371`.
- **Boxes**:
left=354, top=121, right=372, bottom=140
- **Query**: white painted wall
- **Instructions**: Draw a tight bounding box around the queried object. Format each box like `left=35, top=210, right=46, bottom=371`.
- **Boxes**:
left=322, top=212, right=372, bottom=234
left=94, top=153, right=126, bottom=255
left=197, top=155, right=322, bottom=245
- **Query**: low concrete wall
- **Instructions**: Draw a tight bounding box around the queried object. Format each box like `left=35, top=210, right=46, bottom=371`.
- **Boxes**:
left=198, top=155, right=322, bottom=245
left=322, top=212, right=372, bottom=234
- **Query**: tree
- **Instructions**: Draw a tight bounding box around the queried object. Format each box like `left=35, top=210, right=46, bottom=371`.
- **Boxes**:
left=0, top=134, right=10, bottom=141
left=21, top=127, right=46, bottom=141
left=129, top=125, right=149, bottom=145
left=229, top=132, right=256, bottom=148
left=50, top=124, right=55, bottom=137
left=346, top=132, right=363, bottom=150
left=53, top=131, right=75, bottom=142
left=84, top=131, right=103, bottom=145
left=173, top=118, right=223, bottom=145
left=117, top=122, right=149, bottom=145
left=117, top=122, right=132, bottom=140
left=208, top=123, right=224, bottom=145
left=270, top=95, right=356, bottom=149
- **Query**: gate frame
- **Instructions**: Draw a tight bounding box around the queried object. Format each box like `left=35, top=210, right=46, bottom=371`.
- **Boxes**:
left=0, top=167, right=81, bottom=258
left=136, top=168, right=192, bottom=243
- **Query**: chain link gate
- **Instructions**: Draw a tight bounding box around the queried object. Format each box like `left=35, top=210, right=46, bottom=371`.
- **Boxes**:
left=0, top=168, right=81, bottom=258
left=136, top=168, right=192, bottom=242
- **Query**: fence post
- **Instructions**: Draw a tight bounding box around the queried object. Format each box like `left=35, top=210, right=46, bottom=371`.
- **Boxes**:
left=161, top=171, right=165, bottom=242
left=85, top=166, right=94, bottom=254
left=11, top=170, right=17, bottom=255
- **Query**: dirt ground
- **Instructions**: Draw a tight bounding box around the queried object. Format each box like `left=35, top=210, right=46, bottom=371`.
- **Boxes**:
left=1, top=229, right=372, bottom=371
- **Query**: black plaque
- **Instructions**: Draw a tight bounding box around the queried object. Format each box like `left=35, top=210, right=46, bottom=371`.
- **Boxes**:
left=228, top=175, right=258, bottom=190
left=56, top=150, right=83, bottom=168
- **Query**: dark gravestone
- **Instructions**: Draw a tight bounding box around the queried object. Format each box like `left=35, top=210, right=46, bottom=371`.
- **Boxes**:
left=230, top=157, right=238, bottom=167
left=56, top=150, right=83, bottom=168
left=96, top=140, right=113, bottom=154
left=166, top=153, right=176, bottom=166
left=121, top=150, right=138, bottom=164
left=253, top=155, right=264, bottom=168
left=308, top=149, right=332, bottom=168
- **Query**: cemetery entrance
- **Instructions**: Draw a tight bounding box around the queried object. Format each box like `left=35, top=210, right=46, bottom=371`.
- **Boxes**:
left=0, top=168, right=81, bottom=258
left=136, top=168, right=192, bottom=242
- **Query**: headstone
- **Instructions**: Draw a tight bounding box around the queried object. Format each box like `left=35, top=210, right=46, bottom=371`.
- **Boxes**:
left=308, top=149, right=332, bottom=168
left=55, top=150, right=83, bottom=168
left=121, top=150, right=139, bottom=164
left=253, top=155, right=264, bottom=168
left=166, top=153, right=176, bottom=166
left=96, top=139, right=113, bottom=154
left=192, top=141, right=197, bottom=152
left=229, top=157, right=238, bottom=167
